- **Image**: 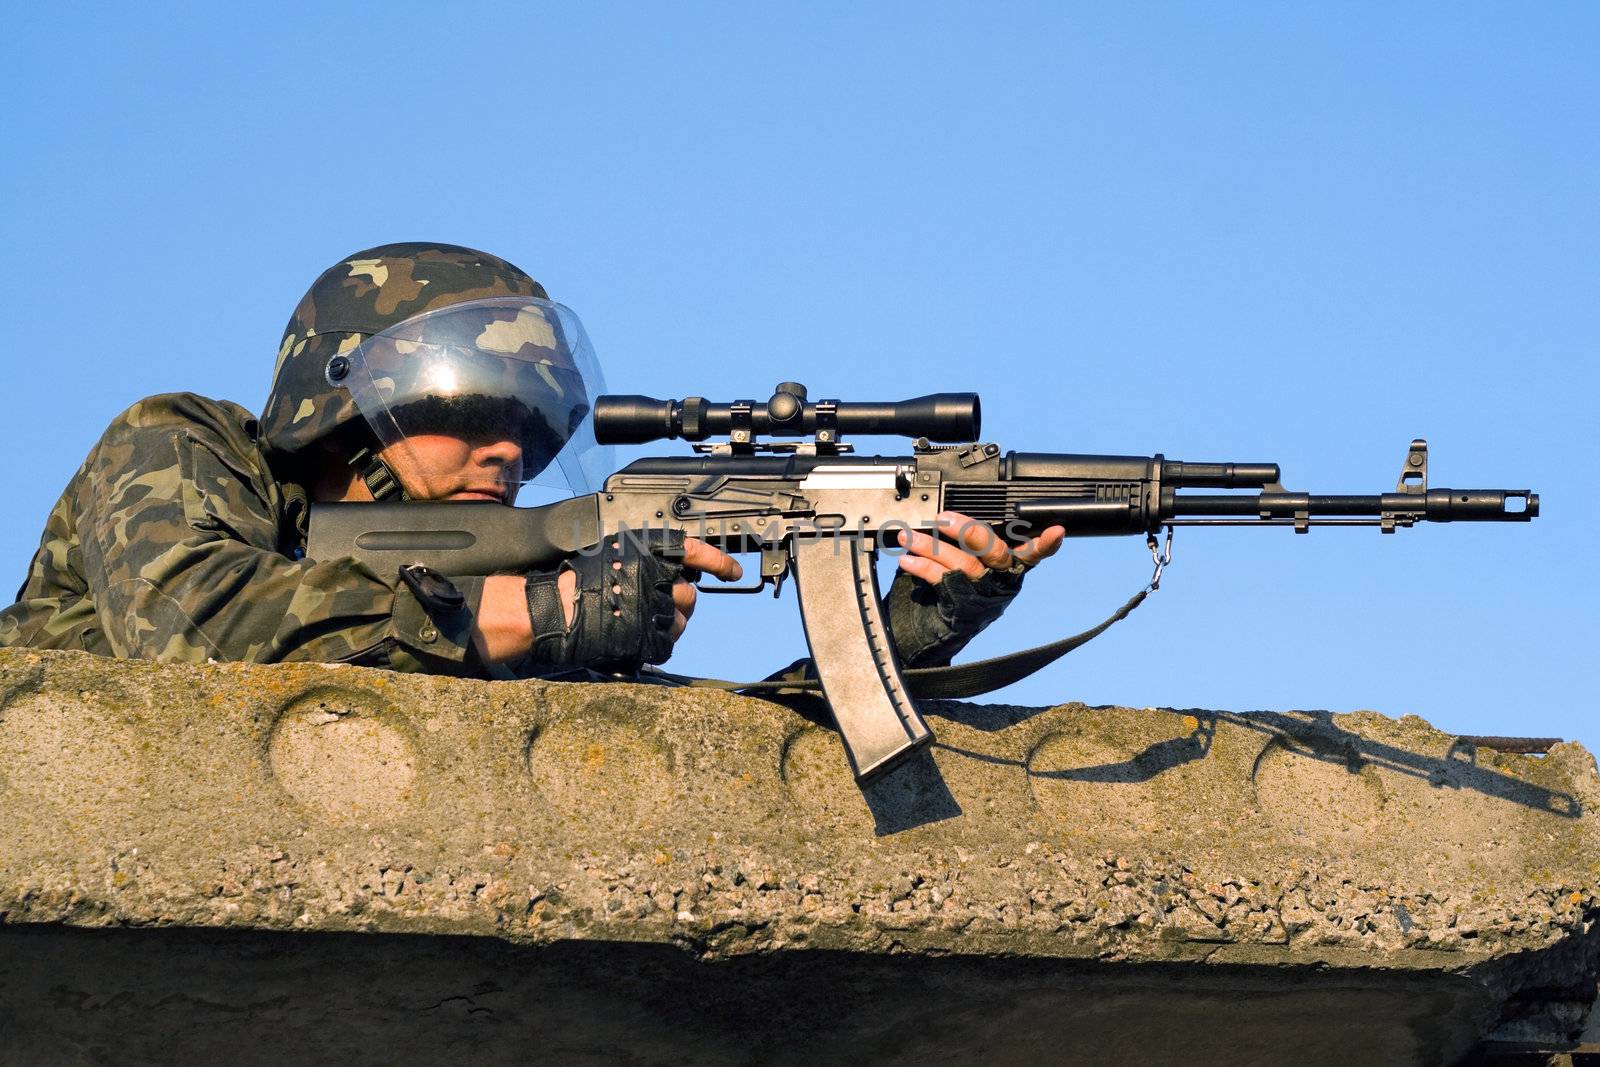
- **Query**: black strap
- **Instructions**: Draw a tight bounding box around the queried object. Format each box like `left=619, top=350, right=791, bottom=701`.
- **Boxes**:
left=901, top=585, right=1149, bottom=698
left=398, top=564, right=466, bottom=612
left=656, top=582, right=1153, bottom=701
left=348, top=446, right=406, bottom=502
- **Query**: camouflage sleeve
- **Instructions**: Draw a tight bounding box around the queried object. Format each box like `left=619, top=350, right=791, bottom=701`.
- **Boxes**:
left=75, top=398, right=481, bottom=670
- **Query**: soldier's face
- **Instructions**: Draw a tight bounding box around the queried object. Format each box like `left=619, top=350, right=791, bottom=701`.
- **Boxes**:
left=379, top=433, right=524, bottom=504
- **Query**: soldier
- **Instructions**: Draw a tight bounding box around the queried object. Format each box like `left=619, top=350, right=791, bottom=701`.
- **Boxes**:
left=0, top=243, right=1061, bottom=677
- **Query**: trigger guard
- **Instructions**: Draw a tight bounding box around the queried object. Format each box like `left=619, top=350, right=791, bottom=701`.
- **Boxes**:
left=695, top=571, right=769, bottom=594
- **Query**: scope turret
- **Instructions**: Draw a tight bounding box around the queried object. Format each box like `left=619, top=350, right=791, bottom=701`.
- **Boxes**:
left=593, top=384, right=981, bottom=445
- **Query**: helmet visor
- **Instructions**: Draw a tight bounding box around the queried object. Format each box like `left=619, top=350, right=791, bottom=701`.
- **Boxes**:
left=334, top=296, right=613, bottom=499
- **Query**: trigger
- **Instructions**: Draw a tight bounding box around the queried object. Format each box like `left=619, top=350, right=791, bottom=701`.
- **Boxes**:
left=761, top=547, right=789, bottom=599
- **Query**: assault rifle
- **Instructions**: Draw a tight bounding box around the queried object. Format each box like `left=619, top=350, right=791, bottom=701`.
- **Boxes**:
left=306, top=382, right=1539, bottom=782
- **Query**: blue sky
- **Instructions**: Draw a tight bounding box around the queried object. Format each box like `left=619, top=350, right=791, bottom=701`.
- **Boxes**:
left=2, top=5, right=1595, bottom=752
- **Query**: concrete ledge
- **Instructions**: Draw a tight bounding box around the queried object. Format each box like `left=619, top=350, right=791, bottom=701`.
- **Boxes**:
left=1, top=648, right=1596, bottom=1063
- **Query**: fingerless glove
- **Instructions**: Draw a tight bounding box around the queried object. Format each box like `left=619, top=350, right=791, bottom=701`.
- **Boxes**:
left=525, top=531, right=686, bottom=669
left=884, top=560, right=1028, bottom=669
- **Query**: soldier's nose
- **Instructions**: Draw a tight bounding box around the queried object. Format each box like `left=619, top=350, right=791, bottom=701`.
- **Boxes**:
left=474, top=437, right=522, bottom=464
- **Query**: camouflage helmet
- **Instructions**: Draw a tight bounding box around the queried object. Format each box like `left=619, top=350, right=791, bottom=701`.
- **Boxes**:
left=261, top=242, right=549, bottom=457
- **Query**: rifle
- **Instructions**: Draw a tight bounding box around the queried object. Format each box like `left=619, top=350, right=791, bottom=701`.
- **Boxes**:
left=306, top=382, right=1539, bottom=782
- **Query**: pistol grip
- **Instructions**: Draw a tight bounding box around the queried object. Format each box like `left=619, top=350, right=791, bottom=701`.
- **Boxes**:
left=791, top=535, right=933, bottom=780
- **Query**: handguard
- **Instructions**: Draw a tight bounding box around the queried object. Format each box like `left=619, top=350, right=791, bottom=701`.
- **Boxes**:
left=791, top=533, right=932, bottom=779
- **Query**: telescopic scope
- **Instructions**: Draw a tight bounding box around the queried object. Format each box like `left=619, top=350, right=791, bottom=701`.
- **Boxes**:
left=593, top=382, right=981, bottom=445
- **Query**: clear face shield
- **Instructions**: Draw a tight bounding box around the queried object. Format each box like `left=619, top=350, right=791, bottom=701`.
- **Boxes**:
left=330, top=297, right=614, bottom=503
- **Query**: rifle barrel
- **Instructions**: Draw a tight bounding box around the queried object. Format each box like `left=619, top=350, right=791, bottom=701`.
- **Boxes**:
left=1168, top=490, right=1538, bottom=521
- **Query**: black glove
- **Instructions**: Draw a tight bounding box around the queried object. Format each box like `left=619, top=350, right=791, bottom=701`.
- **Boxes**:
left=883, top=560, right=1028, bottom=669
left=525, top=531, right=685, bottom=669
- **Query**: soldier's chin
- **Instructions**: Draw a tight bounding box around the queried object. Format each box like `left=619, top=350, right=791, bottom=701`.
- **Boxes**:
left=448, top=489, right=507, bottom=504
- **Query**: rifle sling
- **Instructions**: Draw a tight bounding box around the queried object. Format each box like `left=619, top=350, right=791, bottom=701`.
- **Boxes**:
left=659, top=583, right=1152, bottom=701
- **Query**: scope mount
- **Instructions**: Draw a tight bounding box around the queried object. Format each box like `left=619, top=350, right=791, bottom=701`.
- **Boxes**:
left=692, top=439, right=856, bottom=456
left=691, top=384, right=854, bottom=456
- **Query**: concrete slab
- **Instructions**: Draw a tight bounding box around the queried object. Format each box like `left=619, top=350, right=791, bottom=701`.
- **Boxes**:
left=1, top=649, right=1596, bottom=1064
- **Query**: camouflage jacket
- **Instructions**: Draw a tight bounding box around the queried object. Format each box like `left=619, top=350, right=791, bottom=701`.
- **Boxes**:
left=0, top=393, right=484, bottom=673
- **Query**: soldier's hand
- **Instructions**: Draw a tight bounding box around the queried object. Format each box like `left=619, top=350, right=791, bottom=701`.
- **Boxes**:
left=894, top=511, right=1065, bottom=584
left=553, top=536, right=739, bottom=640
left=476, top=537, right=741, bottom=667
left=666, top=538, right=743, bottom=640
